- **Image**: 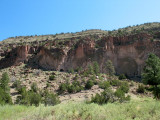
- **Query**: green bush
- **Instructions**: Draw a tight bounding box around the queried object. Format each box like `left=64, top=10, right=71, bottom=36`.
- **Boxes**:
left=31, top=82, right=38, bottom=93
left=16, top=88, right=41, bottom=106
left=110, top=79, right=121, bottom=86
left=29, top=92, right=41, bottom=106
left=90, top=75, right=98, bottom=85
left=88, top=65, right=94, bottom=75
left=93, top=61, right=100, bottom=75
left=85, top=80, right=94, bottom=89
left=58, top=81, right=83, bottom=94
left=68, top=85, right=76, bottom=93
left=46, top=82, right=51, bottom=88
left=90, top=88, right=115, bottom=104
left=119, top=74, right=127, bottom=80
left=12, top=80, right=21, bottom=90
left=99, top=81, right=110, bottom=89
left=137, top=84, right=145, bottom=93
left=17, top=86, right=27, bottom=94
left=68, top=68, right=74, bottom=74
left=58, top=83, right=69, bottom=94
left=16, top=87, right=30, bottom=105
left=49, top=75, right=55, bottom=81
left=119, top=81, right=129, bottom=93
left=68, top=82, right=83, bottom=93
left=43, top=90, right=60, bottom=106
left=114, top=89, right=125, bottom=98
left=81, top=71, right=89, bottom=77
left=0, top=88, right=12, bottom=105
left=114, top=89, right=130, bottom=102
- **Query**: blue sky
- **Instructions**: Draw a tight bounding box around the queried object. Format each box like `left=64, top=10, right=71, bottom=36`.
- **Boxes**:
left=0, top=0, right=160, bottom=41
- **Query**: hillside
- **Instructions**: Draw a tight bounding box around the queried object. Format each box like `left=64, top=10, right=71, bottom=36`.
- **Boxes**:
left=0, top=22, right=160, bottom=120
left=1, top=22, right=160, bottom=79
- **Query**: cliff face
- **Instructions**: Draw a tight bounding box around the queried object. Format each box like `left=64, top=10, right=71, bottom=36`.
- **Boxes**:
left=1, top=32, right=160, bottom=78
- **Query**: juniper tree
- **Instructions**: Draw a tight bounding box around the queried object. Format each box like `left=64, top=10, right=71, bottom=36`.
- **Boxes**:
left=93, top=61, right=100, bottom=75
left=0, top=72, right=10, bottom=93
left=106, top=60, right=115, bottom=76
left=142, top=53, right=160, bottom=99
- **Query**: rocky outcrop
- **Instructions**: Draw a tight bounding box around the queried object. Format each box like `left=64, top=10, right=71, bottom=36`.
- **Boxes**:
left=0, top=46, right=37, bottom=69
left=1, top=32, right=160, bottom=79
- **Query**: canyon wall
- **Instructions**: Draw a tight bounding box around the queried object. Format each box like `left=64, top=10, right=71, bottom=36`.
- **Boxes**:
left=1, top=33, right=160, bottom=78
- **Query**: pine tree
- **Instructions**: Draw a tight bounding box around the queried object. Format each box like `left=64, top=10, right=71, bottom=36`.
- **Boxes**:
left=93, top=61, right=100, bottom=75
left=106, top=60, right=115, bottom=76
left=0, top=72, right=12, bottom=104
left=0, top=72, right=10, bottom=93
left=88, top=65, right=94, bottom=75
left=142, top=53, right=160, bottom=99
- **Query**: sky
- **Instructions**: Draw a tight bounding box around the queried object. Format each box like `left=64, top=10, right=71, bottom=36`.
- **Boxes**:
left=0, top=0, right=160, bottom=41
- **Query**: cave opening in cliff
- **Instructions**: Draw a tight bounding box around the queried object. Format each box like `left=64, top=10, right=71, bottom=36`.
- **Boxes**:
left=60, top=69, right=64, bottom=72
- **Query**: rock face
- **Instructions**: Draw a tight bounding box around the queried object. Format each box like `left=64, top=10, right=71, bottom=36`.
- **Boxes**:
left=1, top=32, right=160, bottom=79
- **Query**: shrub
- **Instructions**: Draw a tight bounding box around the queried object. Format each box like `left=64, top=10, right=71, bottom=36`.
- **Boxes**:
left=0, top=88, right=12, bottom=105
left=58, top=82, right=83, bottom=94
left=114, top=89, right=125, bottom=99
left=12, top=80, right=22, bottom=90
left=130, top=81, right=134, bottom=86
left=88, top=65, right=94, bottom=75
left=16, top=87, right=30, bottom=105
left=85, top=80, right=94, bottom=89
left=29, top=91, right=41, bottom=106
left=49, top=75, right=55, bottom=81
left=90, top=88, right=115, bottom=104
left=68, top=82, right=83, bottom=93
left=110, top=79, right=121, bottom=86
left=17, top=86, right=27, bottom=94
left=119, top=82, right=129, bottom=93
left=91, top=93, right=104, bottom=104
left=68, top=68, right=74, bottom=74
left=58, top=83, right=69, bottom=94
left=114, top=89, right=130, bottom=102
left=68, top=85, right=76, bottom=93
left=82, top=71, right=89, bottom=77
left=99, top=81, right=110, bottom=89
left=31, top=82, right=38, bottom=93
left=16, top=88, right=41, bottom=106
left=90, top=75, right=98, bottom=85
left=93, top=61, right=100, bottom=75
left=119, top=74, right=127, bottom=80
left=43, top=90, right=60, bottom=106
left=137, top=84, right=145, bottom=93
left=46, top=82, right=51, bottom=88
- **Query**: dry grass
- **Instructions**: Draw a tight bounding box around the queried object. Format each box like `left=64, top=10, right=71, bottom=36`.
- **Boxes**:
left=0, top=97, right=160, bottom=120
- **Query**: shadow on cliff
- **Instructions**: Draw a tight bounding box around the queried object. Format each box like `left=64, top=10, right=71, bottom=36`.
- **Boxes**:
left=0, top=57, right=16, bottom=69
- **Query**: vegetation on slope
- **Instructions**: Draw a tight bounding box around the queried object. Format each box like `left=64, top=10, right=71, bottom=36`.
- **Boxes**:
left=0, top=53, right=160, bottom=120
left=0, top=97, right=160, bottom=120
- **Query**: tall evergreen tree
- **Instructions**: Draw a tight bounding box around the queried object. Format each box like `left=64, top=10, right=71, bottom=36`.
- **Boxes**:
left=106, top=60, right=115, bottom=76
left=93, top=61, right=100, bottom=75
left=0, top=72, right=12, bottom=104
left=0, top=72, right=10, bottom=93
left=88, top=65, right=94, bottom=75
left=142, top=53, right=160, bottom=99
